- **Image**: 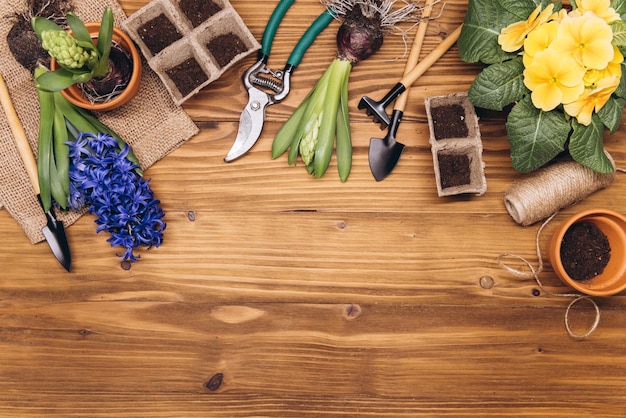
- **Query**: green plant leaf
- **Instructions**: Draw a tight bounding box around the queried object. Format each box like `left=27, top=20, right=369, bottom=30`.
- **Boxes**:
left=335, top=62, right=352, bottom=182
left=458, top=0, right=540, bottom=64
left=505, top=96, right=571, bottom=172
left=31, top=17, right=62, bottom=38
left=610, top=20, right=626, bottom=47
left=94, top=8, right=114, bottom=77
left=74, top=38, right=98, bottom=53
left=598, top=96, right=626, bottom=132
left=67, top=12, right=93, bottom=45
left=468, top=57, right=528, bottom=110
left=72, top=72, right=94, bottom=84
left=35, top=82, right=55, bottom=212
left=569, top=116, right=614, bottom=173
left=35, top=68, right=79, bottom=92
left=612, top=0, right=626, bottom=15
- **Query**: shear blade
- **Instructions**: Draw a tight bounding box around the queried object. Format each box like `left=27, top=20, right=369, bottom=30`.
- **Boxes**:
left=225, top=88, right=268, bottom=162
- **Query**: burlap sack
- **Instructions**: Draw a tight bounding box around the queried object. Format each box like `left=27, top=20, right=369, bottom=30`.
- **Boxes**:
left=0, top=0, right=199, bottom=244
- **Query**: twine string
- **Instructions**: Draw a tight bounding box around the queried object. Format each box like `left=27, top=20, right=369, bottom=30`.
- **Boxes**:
left=497, top=213, right=601, bottom=339
left=504, top=159, right=616, bottom=226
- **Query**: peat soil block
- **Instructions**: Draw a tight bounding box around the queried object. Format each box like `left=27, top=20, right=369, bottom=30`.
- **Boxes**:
left=425, top=92, right=487, bottom=197
left=124, top=0, right=259, bottom=104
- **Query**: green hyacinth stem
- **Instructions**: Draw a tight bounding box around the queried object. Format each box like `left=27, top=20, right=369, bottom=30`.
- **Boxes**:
left=312, top=58, right=351, bottom=178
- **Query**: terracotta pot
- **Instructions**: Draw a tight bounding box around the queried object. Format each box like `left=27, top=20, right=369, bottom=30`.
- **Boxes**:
left=50, top=23, right=142, bottom=111
left=547, top=209, right=626, bottom=296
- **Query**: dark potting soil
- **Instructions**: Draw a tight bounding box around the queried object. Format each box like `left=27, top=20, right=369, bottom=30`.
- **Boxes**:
left=81, top=45, right=133, bottom=102
left=7, top=15, right=49, bottom=72
left=431, top=104, right=469, bottom=140
left=165, top=57, right=208, bottom=97
left=179, top=0, right=222, bottom=27
left=206, top=33, right=247, bottom=68
left=138, top=13, right=182, bottom=55
left=560, top=221, right=611, bottom=282
left=437, top=152, right=471, bottom=189
left=7, top=0, right=74, bottom=73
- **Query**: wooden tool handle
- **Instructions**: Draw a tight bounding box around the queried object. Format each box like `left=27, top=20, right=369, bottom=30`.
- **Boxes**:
left=399, top=24, right=463, bottom=89
left=394, top=0, right=436, bottom=112
left=0, top=74, right=40, bottom=194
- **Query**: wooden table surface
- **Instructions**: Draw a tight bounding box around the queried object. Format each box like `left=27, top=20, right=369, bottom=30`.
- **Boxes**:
left=2, top=0, right=626, bottom=415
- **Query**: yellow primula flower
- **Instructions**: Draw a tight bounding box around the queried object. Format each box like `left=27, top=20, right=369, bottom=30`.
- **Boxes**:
left=550, top=11, right=614, bottom=70
left=523, top=50, right=586, bottom=111
left=584, top=46, right=624, bottom=88
left=569, top=0, right=621, bottom=23
left=550, top=8, right=568, bottom=23
left=564, top=75, right=620, bottom=125
left=522, top=20, right=559, bottom=68
left=498, top=4, right=555, bottom=52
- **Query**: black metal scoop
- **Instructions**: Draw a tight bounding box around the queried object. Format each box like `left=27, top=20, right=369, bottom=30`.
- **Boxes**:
left=0, top=74, right=72, bottom=271
left=368, top=108, right=406, bottom=181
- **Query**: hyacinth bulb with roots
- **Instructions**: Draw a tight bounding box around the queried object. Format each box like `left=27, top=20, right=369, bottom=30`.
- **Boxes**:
left=271, top=0, right=421, bottom=181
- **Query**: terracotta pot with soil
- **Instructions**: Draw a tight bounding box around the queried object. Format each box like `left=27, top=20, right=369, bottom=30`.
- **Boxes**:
left=547, top=209, right=626, bottom=296
left=50, top=23, right=142, bottom=111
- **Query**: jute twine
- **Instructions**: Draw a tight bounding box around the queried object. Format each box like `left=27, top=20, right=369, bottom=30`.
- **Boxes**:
left=504, top=156, right=616, bottom=226
left=499, top=158, right=625, bottom=338
left=0, top=0, right=199, bottom=244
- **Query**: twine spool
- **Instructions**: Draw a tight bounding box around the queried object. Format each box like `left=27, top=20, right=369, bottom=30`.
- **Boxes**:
left=504, top=158, right=616, bottom=226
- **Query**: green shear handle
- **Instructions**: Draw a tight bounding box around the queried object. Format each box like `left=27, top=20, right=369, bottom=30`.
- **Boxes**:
left=259, top=0, right=334, bottom=70
left=224, top=0, right=334, bottom=162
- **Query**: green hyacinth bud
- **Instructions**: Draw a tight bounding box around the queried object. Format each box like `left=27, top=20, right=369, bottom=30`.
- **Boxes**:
left=41, top=30, right=96, bottom=69
left=299, top=112, right=323, bottom=166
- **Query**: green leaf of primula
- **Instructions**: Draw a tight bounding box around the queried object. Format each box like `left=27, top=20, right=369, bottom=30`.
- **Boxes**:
left=610, top=20, right=626, bottom=47
left=612, top=0, right=626, bottom=16
left=597, top=96, right=626, bottom=132
left=505, top=96, right=570, bottom=172
left=458, top=0, right=542, bottom=64
left=569, top=116, right=615, bottom=173
left=468, top=57, right=528, bottom=110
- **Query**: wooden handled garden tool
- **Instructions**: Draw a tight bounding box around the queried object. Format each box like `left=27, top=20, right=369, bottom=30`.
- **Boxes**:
left=359, top=23, right=463, bottom=129
left=0, top=74, right=72, bottom=271
left=368, top=0, right=436, bottom=181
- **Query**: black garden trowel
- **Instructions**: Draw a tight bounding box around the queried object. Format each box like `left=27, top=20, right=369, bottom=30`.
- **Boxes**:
left=369, top=106, right=406, bottom=181
left=0, top=73, right=71, bottom=271
left=368, top=0, right=437, bottom=181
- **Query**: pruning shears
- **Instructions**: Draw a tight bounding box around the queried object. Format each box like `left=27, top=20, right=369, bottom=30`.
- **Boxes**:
left=224, top=0, right=334, bottom=162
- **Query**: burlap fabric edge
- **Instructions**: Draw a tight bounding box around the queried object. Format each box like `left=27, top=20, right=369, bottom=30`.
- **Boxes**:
left=0, top=0, right=199, bottom=244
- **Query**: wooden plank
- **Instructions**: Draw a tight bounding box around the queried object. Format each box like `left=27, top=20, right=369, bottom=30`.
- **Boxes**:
left=0, top=303, right=624, bottom=415
left=1, top=0, right=626, bottom=415
left=4, top=208, right=626, bottom=309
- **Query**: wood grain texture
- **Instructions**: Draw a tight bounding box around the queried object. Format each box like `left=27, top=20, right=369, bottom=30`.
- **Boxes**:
left=2, top=0, right=626, bottom=415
